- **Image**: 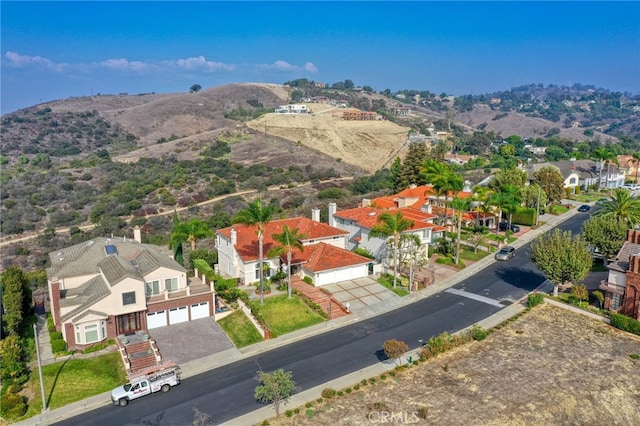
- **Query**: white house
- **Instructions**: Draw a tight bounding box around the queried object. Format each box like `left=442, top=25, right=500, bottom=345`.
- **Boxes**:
left=274, top=104, right=309, bottom=114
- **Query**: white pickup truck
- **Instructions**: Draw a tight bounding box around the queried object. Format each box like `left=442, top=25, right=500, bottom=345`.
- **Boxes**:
left=111, top=365, right=180, bottom=406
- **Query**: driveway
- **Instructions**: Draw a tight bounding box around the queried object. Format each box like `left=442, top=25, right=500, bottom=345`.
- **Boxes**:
left=150, top=317, right=236, bottom=365
left=323, top=277, right=400, bottom=314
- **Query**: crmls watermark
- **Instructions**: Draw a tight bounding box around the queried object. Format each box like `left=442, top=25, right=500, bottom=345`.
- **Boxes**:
left=368, top=411, right=421, bottom=424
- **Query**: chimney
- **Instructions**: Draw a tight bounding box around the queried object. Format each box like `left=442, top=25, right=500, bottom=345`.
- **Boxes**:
left=133, top=226, right=142, bottom=243
left=421, top=203, right=432, bottom=214
left=230, top=229, right=237, bottom=246
left=362, top=199, right=371, bottom=207
left=627, top=229, right=640, bottom=244
left=50, top=281, right=62, bottom=332
left=328, top=203, right=337, bottom=227
left=311, top=208, right=320, bottom=222
left=629, top=254, right=640, bottom=274
left=409, top=184, right=417, bottom=189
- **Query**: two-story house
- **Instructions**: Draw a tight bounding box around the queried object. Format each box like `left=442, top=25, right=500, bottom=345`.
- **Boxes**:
left=46, top=230, right=215, bottom=351
left=599, top=230, right=640, bottom=320
left=216, top=214, right=372, bottom=287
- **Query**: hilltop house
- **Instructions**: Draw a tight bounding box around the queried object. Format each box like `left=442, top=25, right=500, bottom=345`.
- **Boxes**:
left=216, top=214, right=372, bottom=287
left=599, top=230, right=640, bottom=320
left=274, top=104, right=309, bottom=114
left=46, top=229, right=215, bottom=351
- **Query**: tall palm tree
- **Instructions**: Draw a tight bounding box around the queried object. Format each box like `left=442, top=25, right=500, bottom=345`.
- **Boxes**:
left=591, top=147, right=615, bottom=189
left=594, top=188, right=640, bottom=229
left=268, top=225, right=307, bottom=299
left=169, top=218, right=213, bottom=265
left=421, top=160, right=463, bottom=228
left=233, top=198, right=276, bottom=304
left=369, top=212, right=414, bottom=288
left=488, top=185, right=522, bottom=234
left=451, top=197, right=472, bottom=264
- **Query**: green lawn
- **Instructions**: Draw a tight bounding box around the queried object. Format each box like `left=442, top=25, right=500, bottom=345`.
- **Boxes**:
left=377, top=274, right=410, bottom=296
left=249, top=295, right=325, bottom=337
left=218, top=310, right=264, bottom=348
left=459, top=248, right=490, bottom=262
left=22, top=351, right=126, bottom=418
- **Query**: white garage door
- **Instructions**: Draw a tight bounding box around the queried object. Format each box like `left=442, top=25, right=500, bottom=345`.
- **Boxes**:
left=147, top=311, right=167, bottom=329
left=190, top=302, right=209, bottom=320
left=169, top=306, right=188, bottom=324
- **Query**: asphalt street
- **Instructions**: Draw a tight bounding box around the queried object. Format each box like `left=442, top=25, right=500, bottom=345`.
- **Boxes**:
left=56, top=212, right=590, bottom=426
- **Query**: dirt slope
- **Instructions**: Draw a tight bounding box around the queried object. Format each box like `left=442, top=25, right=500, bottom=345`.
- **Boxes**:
left=247, top=104, right=411, bottom=172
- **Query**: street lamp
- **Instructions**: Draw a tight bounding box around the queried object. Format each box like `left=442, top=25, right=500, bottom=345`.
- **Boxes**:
left=33, top=323, right=47, bottom=412
left=536, top=185, right=541, bottom=228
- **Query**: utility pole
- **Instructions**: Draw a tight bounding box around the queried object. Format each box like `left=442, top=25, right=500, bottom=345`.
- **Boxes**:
left=536, top=186, right=541, bottom=227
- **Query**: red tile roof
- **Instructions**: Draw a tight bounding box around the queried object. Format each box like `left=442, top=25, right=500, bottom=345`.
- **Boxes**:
left=218, top=217, right=349, bottom=262
left=300, top=243, right=371, bottom=273
left=334, top=206, right=439, bottom=231
left=370, top=184, right=472, bottom=209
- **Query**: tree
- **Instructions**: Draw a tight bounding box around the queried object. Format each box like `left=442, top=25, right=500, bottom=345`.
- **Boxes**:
left=268, top=225, right=307, bottom=299
left=531, top=229, right=592, bottom=296
left=489, top=167, right=528, bottom=191
left=421, top=159, right=463, bottom=227
left=593, top=188, right=640, bottom=228
left=591, top=147, right=615, bottom=189
left=521, top=183, right=548, bottom=210
left=234, top=198, right=276, bottom=304
left=533, top=166, right=564, bottom=204
left=369, top=212, right=414, bottom=288
left=630, top=152, right=640, bottom=184
left=488, top=184, right=522, bottom=232
left=382, top=339, right=409, bottom=366
left=544, top=145, right=568, bottom=161
left=169, top=218, right=213, bottom=252
left=190, top=84, right=202, bottom=93
left=397, top=233, right=428, bottom=292
left=582, top=215, right=626, bottom=263
left=1, top=267, right=27, bottom=336
left=451, top=197, right=471, bottom=264
left=254, top=369, right=297, bottom=417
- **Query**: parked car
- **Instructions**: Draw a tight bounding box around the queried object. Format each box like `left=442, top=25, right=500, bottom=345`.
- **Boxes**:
left=577, top=204, right=591, bottom=212
left=495, top=246, right=516, bottom=261
left=622, top=184, right=639, bottom=191
left=498, top=222, right=520, bottom=233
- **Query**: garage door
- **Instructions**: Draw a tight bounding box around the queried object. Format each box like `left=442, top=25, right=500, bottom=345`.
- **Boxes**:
left=147, top=311, right=167, bottom=329
left=168, top=306, right=188, bottom=324
left=190, top=302, right=209, bottom=320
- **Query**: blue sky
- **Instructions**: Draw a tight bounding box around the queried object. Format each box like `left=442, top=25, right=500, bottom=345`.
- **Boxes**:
left=2, top=1, right=639, bottom=115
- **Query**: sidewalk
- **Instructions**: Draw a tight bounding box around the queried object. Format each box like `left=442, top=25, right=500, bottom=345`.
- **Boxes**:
left=17, top=207, right=580, bottom=426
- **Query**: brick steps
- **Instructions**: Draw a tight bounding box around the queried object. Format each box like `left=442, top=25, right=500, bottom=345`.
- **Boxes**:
left=291, top=279, right=349, bottom=319
left=130, top=354, right=159, bottom=373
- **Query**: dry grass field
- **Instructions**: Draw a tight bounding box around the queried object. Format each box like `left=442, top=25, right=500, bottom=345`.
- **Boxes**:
left=269, top=304, right=640, bottom=425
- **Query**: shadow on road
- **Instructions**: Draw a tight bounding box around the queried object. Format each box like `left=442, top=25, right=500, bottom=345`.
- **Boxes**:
left=494, top=266, right=546, bottom=292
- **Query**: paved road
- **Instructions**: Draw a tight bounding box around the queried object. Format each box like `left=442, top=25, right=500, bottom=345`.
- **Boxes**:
left=57, top=212, right=590, bottom=426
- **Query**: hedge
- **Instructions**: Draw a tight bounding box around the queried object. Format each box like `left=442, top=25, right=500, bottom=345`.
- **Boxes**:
left=193, top=258, right=215, bottom=279
left=511, top=207, right=537, bottom=226
left=611, top=313, right=640, bottom=336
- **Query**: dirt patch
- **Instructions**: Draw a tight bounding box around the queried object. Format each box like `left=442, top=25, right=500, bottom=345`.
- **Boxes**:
left=270, top=304, right=640, bottom=425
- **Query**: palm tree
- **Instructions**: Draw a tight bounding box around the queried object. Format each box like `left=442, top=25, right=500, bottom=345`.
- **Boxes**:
left=593, top=188, right=640, bottom=228
left=421, top=160, right=463, bottom=228
left=630, top=152, right=640, bottom=184
left=451, top=197, right=472, bottom=265
left=233, top=198, right=276, bottom=304
left=591, top=147, right=615, bottom=189
left=369, top=212, right=414, bottom=288
left=169, top=218, right=212, bottom=265
left=488, top=185, right=522, bottom=235
left=268, top=225, right=307, bottom=299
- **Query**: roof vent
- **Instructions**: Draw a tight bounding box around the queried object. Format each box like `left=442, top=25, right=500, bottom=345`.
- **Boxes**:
left=87, top=240, right=95, bottom=247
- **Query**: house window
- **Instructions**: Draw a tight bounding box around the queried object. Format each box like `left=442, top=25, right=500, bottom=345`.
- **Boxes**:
left=255, top=262, right=271, bottom=280
left=611, top=293, right=622, bottom=311
left=122, top=291, right=136, bottom=305
left=145, top=280, right=160, bottom=296
left=165, top=277, right=179, bottom=292
left=570, top=177, right=577, bottom=184
left=75, top=321, right=106, bottom=344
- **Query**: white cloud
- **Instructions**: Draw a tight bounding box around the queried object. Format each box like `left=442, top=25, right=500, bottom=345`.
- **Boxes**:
left=4, top=51, right=66, bottom=72
left=259, top=60, right=318, bottom=73
left=99, top=58, right=149, bottom=72
left=174, top=56, right=235, bottom=72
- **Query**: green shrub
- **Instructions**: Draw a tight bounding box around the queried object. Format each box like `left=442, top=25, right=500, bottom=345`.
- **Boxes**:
left=527, top=293, right=545, bottom=308
left=303, top=276, right=313, bottom=285
left=321, top=388, right=336, bottom=399
left=346, top=387, right=352, bottom=393
left=0, top=390, right=27, bottom=420
left=47, top=315, right=56, bottom=333
left=83, top=342, right=107, bottom=353
left=420, top=332, right=470, bottom=360
left=51, top=339, right=67, bottom=353
left=611, top=313, right=640, bottom=336
left=337, top=391, right=344, bottom=396
left=629, top=354, right=639, bottom=360
left=353, top=384, right=360, bottom=391
left=294, top=407, right=300, bottom=414
left=50, top=331, right=63, bottom=340
left=285, top=410, right=293, bottom=417
left=306, top=408, right=315, bottom=419
left=469, top=324, right=489, bottom=341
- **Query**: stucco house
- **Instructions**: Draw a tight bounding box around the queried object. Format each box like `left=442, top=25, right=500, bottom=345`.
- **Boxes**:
left=216, top=214, right=372, bottom=287
left=599, top=230, right=640, bottom=320
left=526, top=159, right=624, bottom=192
left=46, top=230, right=215, bottom=350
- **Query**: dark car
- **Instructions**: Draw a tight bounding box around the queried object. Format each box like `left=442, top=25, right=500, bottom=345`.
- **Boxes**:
left=495, top=246, right=516, bottom=261
left=577, top=204, right=591, bottom=212
left=498, top=222, right=520, bottom=233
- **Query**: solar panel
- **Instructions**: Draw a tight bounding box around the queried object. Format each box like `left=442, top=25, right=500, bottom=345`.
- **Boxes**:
left=105, top=245, right=118, bottom=255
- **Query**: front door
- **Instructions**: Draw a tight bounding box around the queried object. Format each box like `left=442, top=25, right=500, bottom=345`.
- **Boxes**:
left=117, top=312, right=143, bottom=334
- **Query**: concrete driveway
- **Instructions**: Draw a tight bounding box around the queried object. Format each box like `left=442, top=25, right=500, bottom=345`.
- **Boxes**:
left=150, top=317, right=236, bottom=365
left=323, top=277, right=400, bottom=314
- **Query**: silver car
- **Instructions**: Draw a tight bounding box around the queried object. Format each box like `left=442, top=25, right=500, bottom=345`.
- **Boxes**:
left=495, top=246, right=515, bottom=261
